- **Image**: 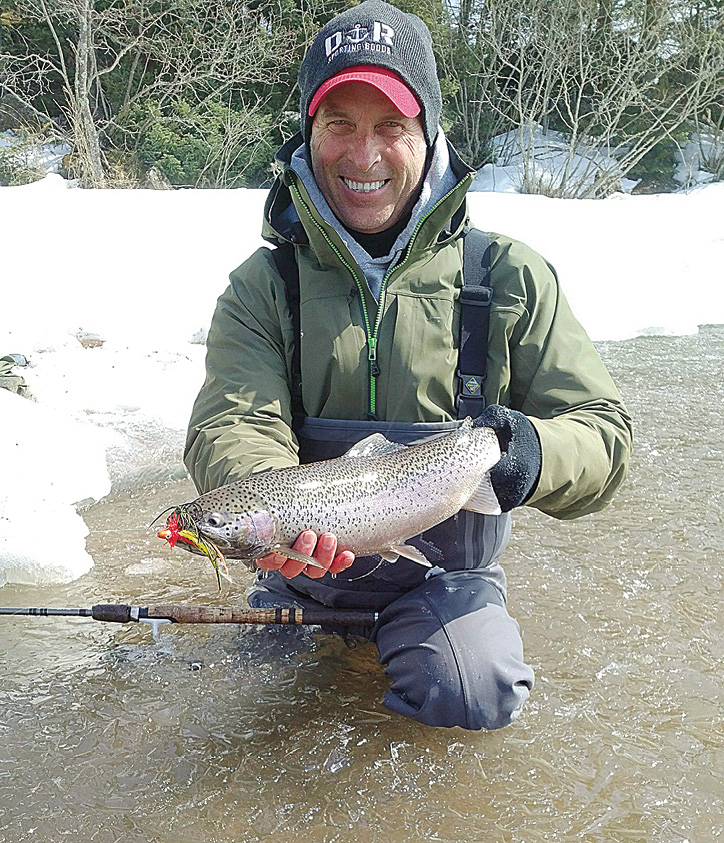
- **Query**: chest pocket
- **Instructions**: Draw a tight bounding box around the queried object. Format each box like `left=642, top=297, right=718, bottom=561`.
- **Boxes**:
left=298, top=291, right=368, bottom=419
left=383, top=292, right=460, bottom=420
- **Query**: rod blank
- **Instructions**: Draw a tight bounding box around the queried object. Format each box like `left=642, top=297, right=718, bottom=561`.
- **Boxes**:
left=0, top=607, right=92, bottom=617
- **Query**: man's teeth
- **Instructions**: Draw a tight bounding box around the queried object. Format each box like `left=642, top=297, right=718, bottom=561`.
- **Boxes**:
left=342, top=178, right=386, bottom=192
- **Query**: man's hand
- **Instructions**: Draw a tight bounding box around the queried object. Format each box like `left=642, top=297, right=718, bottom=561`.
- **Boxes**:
left=474, top=405, right=542, bottom=512
left=256, top=531, right=355, bottom=579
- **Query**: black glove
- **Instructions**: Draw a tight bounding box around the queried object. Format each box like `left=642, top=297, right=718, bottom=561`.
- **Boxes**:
left=474, top=405, right=542, bottom=512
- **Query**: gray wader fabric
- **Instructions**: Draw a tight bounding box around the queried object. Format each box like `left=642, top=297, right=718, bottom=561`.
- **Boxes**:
left=246, top=416, right=535, bottom=730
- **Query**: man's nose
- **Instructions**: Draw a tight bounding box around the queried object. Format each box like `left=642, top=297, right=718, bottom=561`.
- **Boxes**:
left=347, top=131, right=382, bottom=172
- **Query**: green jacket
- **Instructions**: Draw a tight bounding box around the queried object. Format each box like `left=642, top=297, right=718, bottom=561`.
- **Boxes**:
left=185, top=143, right=632, bottom=520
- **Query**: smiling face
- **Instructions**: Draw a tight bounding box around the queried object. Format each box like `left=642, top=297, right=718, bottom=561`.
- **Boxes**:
left=310, top=82, right=427, bottom=234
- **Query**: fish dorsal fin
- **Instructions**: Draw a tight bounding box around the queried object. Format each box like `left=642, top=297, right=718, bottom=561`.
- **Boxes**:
left=343, top=434, right=407, bottom=459
left=462, top=472, right=502, bottom=515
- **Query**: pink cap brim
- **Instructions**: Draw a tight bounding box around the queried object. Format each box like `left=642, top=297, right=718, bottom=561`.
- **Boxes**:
left=309, top=66, right=421, bottom=118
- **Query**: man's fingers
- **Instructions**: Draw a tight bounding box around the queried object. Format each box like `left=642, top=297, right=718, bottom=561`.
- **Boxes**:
left=304, top=533, right=335, bottom=579
left=279, top=558, right=307, bottom=578
left=316, top=533, right=337, bottom=565
left=257, top=531, right=355, bottom=579
left=256, top=552, right=286, bottom=571
left=279, top=530, right=317, bottom=579
left=329, top=550, right=355, bottom=575
left=294, top=530, right=318, bottom=555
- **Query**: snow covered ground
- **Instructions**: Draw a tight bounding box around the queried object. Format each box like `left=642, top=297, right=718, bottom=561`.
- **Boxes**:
left=471, top=125, right=641, bottom=195
left=675, top=133, right=724, bottom=189
left=1, top=173, right=723, bottom=586
left=0, top=130, right=71, bottom=175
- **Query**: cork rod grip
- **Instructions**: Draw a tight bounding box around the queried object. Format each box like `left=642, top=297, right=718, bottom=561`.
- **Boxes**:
left=145, top=605, right=377, bottom=627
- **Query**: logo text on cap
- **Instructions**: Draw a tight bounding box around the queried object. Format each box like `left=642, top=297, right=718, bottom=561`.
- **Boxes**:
left=325, top=21, right=395, bottom=61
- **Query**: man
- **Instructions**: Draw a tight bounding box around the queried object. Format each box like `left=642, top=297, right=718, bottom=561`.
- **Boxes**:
left=185, top=0, right=632, bottom=730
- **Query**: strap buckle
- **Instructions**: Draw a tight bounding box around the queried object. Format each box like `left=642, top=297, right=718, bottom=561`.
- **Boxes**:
left=457, top=371, right=484, bottom=398
left=459, top=285, right=493, bottom=306
left=456, top=371, right=485, bottom=412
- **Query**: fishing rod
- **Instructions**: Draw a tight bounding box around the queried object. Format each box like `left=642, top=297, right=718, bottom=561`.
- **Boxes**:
left=0, top=604, right=378, bottom=637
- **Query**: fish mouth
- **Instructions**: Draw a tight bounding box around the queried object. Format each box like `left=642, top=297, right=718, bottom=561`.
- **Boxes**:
left=195, top=527, right=234, bottom=550
left=198, top=533, right=269, bottom=564
left=156, top=506, right=231, bottom=590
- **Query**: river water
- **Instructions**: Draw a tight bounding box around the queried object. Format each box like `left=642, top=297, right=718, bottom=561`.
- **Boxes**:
left=1, top=326, right=723, bottom=843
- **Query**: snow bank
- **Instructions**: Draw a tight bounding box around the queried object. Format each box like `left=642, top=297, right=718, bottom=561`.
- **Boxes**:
left=470, top=126, right=640, bottom=195
left=0, top=131, right=71, bottom=175
left=2, top=174, right=268, bottom=355
left=675, top=133, right=724, bottom=189
left=467, top=183, right=724, bottom=341
left=0, top=389, right=110, bottom=587
left=0, top=175, right=268, bottom=586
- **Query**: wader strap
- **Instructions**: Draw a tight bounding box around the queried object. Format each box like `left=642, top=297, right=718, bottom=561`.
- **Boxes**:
left=457, top=228, right=492, bottom=420
left=274, top=227, right=493, bottom=426
left=271, top=242, right=305, bottom=429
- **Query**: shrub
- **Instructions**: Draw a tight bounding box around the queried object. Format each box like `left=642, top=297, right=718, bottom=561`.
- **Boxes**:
left=119, top=98, right=276, bottom=189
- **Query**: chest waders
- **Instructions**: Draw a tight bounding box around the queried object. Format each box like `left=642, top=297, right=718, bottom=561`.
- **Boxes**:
left=269, top=229, right=511, bottom=610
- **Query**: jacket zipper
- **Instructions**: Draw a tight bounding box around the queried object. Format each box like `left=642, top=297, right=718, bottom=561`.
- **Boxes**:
left=289, top=174, right=473, bottom=418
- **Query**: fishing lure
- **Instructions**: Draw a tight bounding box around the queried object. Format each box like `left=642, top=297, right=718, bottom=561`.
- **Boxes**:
left=157, top=509, right=231, bottom=591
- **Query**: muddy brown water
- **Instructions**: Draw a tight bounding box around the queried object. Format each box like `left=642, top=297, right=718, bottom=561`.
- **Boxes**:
left=1, top=326, right=723, bottom=843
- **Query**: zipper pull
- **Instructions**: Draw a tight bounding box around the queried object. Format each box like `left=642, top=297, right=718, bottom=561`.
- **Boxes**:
left=368, top=337, right=380, bottom=377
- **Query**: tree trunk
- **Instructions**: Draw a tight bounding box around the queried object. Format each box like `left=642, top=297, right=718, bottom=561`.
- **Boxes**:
left=74, top=0, right=105, bottom=185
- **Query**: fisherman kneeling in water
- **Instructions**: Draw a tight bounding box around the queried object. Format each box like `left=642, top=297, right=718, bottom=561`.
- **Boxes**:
left=185, top=1, right=632, bottom=730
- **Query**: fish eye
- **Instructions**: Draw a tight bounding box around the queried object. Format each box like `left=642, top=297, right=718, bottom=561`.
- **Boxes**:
left=205, top=513, right=225, bottom=528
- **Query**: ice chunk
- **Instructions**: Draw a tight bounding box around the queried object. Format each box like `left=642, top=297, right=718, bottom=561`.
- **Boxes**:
left=0, top=390, right=111, bottom=586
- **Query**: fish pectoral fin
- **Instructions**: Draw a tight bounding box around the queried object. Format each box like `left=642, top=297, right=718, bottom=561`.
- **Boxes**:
left=275, top=546, right=326, bottom=569
left=461, top=472, right=502, bottom=515
left=390, top=544, right=432, bottom=567
left=343, top=434, right=407, bottom=459
left=378, top=550, right=400, bottom=563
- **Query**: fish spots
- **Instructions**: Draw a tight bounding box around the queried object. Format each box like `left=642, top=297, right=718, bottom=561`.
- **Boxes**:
left=298, top=480, right=324, bottom=491
left=328, top=476, right=358, bottom=487
left=166, top=423, right=501, bottom=564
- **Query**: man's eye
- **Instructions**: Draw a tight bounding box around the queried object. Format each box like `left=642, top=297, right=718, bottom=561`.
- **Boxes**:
left=328, top=120, right=353, bottom=133
left=378, top=122, right=403, bottom=136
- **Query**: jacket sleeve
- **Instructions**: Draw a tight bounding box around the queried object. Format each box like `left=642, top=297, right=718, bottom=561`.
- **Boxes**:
left=184, top=248, right=299, bottom=494
left=487, top=236, right=633, bottom=520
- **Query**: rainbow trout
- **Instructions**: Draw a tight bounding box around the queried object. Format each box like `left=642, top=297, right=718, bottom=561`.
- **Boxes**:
left=157, top=418, right=501, bottom=582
